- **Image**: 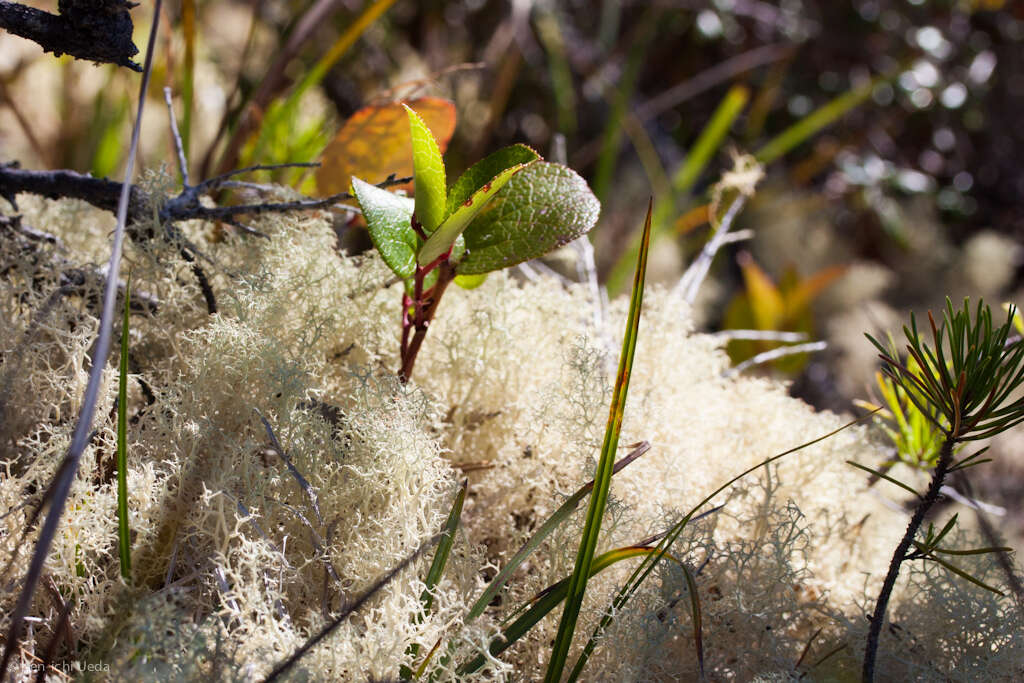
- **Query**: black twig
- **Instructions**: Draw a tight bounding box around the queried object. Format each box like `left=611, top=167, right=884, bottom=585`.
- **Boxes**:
left=262, top=533, right=441, bottom=683
left=179, top=246, right=217, bottom=314
left=0, top=0, right=141, bottom=71
left=0, top=164, right=407, bottom=234
left=257, top=410, right=324, bottom=526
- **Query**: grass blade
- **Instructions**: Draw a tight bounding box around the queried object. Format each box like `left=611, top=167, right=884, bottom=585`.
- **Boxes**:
left=423, top=443, right=649, bottom=681
left=535, top=10, right=577, bottom=137
left=466, top=442, right=649, bottom=622
left=245, top=0, right=398, bottom=170
left=670, top=84, right=750, bottom=199
left=567, top=410, right=878, bottom=680
left=116, top=274, right=132, bottom=581
left=0, top=2, right=162, bottom=675
left=459, top=545, right=678, bottom=676
left=678, top=561, right=705, bottom=680
left=181, top=0, right=196, bottom=165
left=592, top=14, right=657, bottom=202
left=421, top=480, right=467, bottom=611
left=402, top=480, right=468, bottom=678
left=543, top=200, right=653, bottom=682
left=846, top=460, right=922, bottom=499
left=608, top=84, right=749, bottom=294
left=754, top=78, right=875, bottom=165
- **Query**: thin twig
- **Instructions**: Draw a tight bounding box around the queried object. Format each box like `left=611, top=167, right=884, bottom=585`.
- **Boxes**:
left=257, top=410, right=324, bottom=526
left=572, top=43, right=793, bottom=167
left=522, top=258, right=571, bottom=284
left=0, top=215, right=160, bottom=314
left=718, top=229, right=754, bottom=245
left=725, top=341, right=828, bottom=376
left=517, top=261, right=542, bottom=282
left=0, top=3, right=161, bottom=676
left=214, top=566, right=240, bottom=613
left=262, top=533, right=441, bottom=682
left=711, top=329, right=809, bottom=342
left=164, top=87, right=191, bottom=186
left=634, top=42, right=793, bottom=123
left=938, top=485, right=1005, bottom=516
left=197, top=162, right=324, bottom=194
left=271, top=499, right=341, bottom=583
left=673, top=195, right=748, bottom=304
left=232, top=497, right=292, bottom=622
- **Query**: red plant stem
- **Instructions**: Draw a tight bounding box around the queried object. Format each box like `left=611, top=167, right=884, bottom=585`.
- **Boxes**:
left=400, top=291, right=412, bottom=359
left=399, top=259, right=455, bottom=383
left=862, top=436, right=955, bottom=682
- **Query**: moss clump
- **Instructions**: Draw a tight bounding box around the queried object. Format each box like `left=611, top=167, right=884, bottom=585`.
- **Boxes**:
left=1, top=194, right=1019, bottom=680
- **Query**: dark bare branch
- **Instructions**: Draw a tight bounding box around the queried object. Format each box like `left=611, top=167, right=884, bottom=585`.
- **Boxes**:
left=0, top=164, right=153, bottom=237
left=0, top=0, right=141, bottom=71
left=0, top=163, right=408, bottom=238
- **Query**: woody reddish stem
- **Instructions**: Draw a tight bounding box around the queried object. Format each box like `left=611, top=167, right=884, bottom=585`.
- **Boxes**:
left=399, top=259, right=455, bottom=383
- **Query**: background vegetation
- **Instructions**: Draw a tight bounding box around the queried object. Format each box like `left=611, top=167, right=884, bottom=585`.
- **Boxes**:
left=1, top=0, right=1023, bottom=680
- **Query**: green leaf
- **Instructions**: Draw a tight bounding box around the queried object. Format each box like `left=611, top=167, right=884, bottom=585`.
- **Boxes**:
left=846, top=460, right=922, bottom=499
left=928, top=515, right=960, bottom=549
left=446, top=144, right=541, bottom=215
left=609, top=83, right=750, bottom=294
left=927, top=554, right=1006, bottom=595
left=453, top=273, right=488, bottom=290
left=929, top=544, right=1013, bottom=556
left=456, top=162, right=600, bottom=275
left=405, top=104, right=447, bottom=234
left=351, top=176, right=417, bottom=279
left=419, top=161, right=534, bottom=265
left=421, top=481, right=466, bottom=611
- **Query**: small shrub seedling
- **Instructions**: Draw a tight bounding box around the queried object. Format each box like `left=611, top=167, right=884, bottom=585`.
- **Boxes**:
left=856, top=350, right=948, bottom=470
left=351, top=105, right=600, bottom=381
left=861, top=299, right=1024, bottom=681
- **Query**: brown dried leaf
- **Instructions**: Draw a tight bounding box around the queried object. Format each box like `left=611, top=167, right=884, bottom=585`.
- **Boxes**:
left=315, top=97, right=456, bottom=197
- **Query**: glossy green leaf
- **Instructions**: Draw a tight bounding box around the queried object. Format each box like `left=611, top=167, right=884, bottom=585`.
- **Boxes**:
left=351, top=176, right=417, bottom=279
left=405, top=104, right=447, bottom=234
left=456, top=162, right=600, bottom=275
left=445, top=144, right=541, bottom=216
left=419, top=161, right=533, bottom=265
